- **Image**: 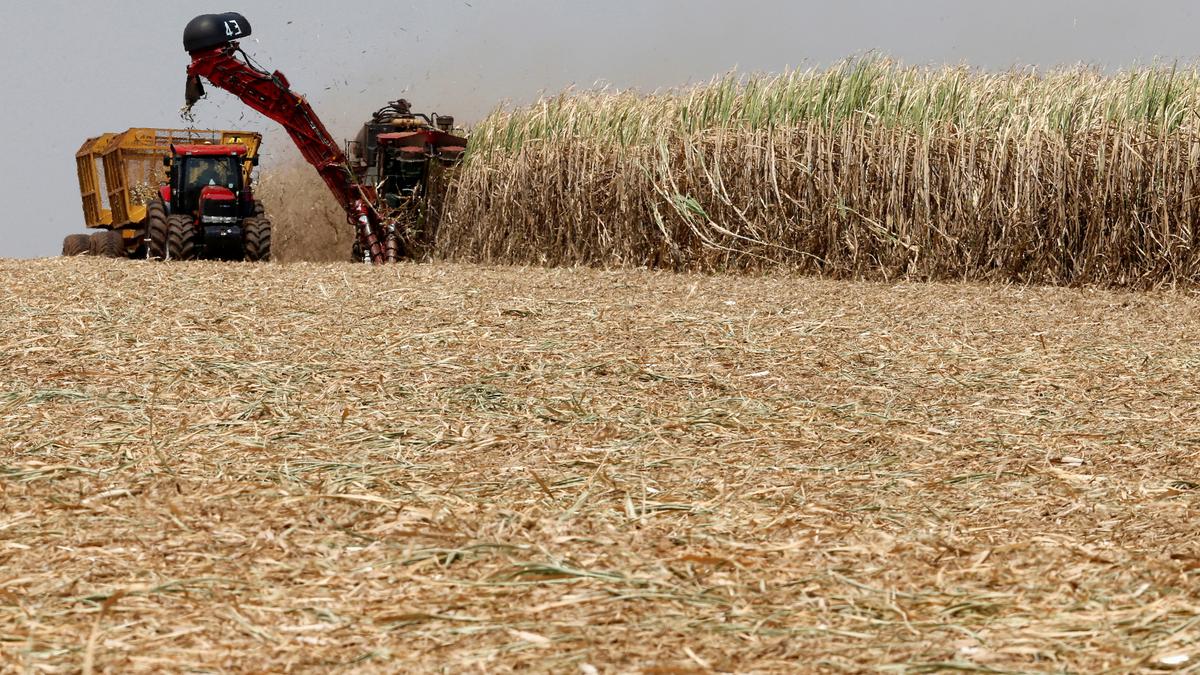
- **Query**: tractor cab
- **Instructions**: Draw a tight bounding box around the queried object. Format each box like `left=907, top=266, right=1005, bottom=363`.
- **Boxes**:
left=161, top=144, right=261, bottom=259
left=165, top=144, right=252, bottom=212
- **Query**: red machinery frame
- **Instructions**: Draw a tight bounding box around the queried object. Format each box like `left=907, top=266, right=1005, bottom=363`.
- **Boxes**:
left=186, top=43, right=390, bottom=262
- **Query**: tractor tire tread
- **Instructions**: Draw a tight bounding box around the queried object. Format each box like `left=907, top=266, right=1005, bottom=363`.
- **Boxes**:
left=243, top=216, right=271, bottom=262
left=166, top=215, right=197, bottom=261
left=146, top=200, right=169, bottom=260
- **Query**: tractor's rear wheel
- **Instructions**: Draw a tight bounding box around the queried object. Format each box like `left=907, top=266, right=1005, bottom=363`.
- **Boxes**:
left=90, top=230, right=125, bottom=258
left=62, top=234, right=90, bottom=256
left=146, top=200, right=168, bottom=260
left=243, top=216, right=272, bottom=262
left=166, top=215, right=197, bottom=261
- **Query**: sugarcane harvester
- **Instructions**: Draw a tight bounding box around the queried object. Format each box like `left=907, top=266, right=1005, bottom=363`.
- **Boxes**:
left=182, top=12, right=466, bottom=263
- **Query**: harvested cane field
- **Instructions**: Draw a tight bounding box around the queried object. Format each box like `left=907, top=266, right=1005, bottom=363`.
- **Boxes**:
left=429, top=59, right=1200, bottom=286
left=4, top=257, right=1200, bottom=672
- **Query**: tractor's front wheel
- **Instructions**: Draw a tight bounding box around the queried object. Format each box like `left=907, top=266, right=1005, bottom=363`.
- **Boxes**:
left=146, top=200, right=168, bottom=260
left=243, top=216, right=272, bottom=262
left=62, top=234, right=90, bottom=256
left=166, top=215, right=197, bottom=261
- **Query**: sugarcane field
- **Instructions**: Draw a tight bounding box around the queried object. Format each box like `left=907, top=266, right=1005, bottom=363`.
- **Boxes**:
left=5, top=4, right=1200, bottom=674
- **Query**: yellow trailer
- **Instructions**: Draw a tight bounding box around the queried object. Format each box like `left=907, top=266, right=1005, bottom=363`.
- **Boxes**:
left=69, top=128, right=262, bottom=257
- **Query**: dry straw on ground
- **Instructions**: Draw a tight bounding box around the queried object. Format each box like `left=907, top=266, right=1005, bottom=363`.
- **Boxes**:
left=3, top=258, right=1200, bottom=672
left=434, top=58, right=1200, bottom=286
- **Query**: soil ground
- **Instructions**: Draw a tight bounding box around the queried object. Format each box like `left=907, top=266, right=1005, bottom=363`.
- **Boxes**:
left=2, top=258, right=1199, bottom=673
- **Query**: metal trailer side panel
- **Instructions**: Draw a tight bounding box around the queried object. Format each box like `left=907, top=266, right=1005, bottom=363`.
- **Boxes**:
left=220, top=131, right=263, bottom=188
left=76, top=134, right=115, bottom=229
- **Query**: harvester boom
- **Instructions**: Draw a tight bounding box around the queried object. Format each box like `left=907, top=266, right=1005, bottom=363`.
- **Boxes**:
left=182, top=13, right=387, bottom=263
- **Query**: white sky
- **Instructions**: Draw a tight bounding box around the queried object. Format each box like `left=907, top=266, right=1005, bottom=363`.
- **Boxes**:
left=3, top=0, right=1199, bottom=257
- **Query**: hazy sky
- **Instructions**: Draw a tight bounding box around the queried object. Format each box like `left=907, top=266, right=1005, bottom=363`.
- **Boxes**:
left=3, top=0, right=1199, bottom=258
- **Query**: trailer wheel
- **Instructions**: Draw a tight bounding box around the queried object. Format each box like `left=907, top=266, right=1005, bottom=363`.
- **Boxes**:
left=146, top=200, right=168, bottom=260
left=243, top=216, right=272, bottom=262
left=166, top=215, right=197, bottom=261
left=91, top=230, right=125, bottom=258
left=108, top=230, right=128, bottom=257
left=62, top=234, right=90, bottom=256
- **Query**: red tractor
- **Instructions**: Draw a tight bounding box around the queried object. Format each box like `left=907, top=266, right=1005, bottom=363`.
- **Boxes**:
left=69, top=128, right=268, bottom=261
left=148, top=142, right=270, bottom=261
